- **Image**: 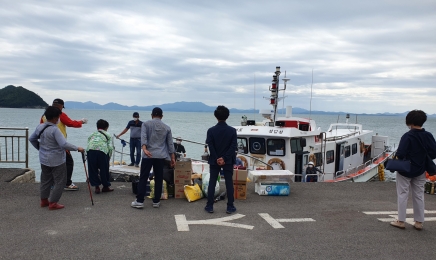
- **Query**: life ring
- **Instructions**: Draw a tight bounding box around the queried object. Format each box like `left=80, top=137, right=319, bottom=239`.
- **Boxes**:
left=237, top=156, right=248, bottom=168
left=267, top=158, right=286, bottom=170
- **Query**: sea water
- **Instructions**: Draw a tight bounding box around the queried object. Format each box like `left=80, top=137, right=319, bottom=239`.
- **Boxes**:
left=1, top=108, right=436, bottom=182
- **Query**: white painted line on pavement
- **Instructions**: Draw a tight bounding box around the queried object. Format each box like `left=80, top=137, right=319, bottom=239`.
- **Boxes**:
left=377, top=216, right=436, bottom=225
left=174, top=214, right=254, bottom=232
left=259, top=213, right=285, bottom=228
left=259, top=213, right=316, bottom=229
left=363, top=209, right=436, bottom=215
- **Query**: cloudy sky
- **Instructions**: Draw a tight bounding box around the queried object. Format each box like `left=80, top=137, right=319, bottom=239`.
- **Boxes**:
left=1, top=1, right=435, bottom=113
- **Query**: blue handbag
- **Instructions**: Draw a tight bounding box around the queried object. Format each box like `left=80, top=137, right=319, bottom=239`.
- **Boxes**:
left=385, top=158, right=411, bottom=173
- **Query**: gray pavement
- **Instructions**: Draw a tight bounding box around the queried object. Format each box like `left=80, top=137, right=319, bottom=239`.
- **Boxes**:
left=1, top=181, right=435, bottom=260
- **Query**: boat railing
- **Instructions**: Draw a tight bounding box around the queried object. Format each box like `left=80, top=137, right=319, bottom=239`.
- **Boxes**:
left=323, top=148, right=392, bottom=181
left=293, top=173, right=324, bottom=182
left=324, top=132, right=359, bottom=142
left=0, top=127, right=29, bottom=168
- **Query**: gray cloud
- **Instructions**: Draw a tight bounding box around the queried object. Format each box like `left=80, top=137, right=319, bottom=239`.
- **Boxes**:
left=1, top=0, right=435, bottom=114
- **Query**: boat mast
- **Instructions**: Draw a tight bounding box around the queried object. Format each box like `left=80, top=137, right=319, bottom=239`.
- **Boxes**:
left=270, top=66, right=287, bottom=124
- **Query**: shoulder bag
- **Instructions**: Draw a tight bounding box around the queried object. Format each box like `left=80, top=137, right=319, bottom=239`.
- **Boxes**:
left=411, top=134, right=436, bottom=176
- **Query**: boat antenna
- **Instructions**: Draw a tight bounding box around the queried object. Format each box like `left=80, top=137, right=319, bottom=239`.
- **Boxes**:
left=309, top=68, right=313, bottom=121
left=282, top=71, right=286, bottom=115
left=254, top=73, right=256, bottom=120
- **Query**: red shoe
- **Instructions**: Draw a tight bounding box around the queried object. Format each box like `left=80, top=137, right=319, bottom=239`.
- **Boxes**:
left=40, top=198, right=49, bottom=207
left=49, top=202, right=65, bottom=210
left=102, top=187, right=114, bottom=192
left=95, top=186, right=101, bottom=194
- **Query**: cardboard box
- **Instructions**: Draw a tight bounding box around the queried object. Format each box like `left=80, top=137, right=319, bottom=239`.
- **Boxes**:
left=255, top=182, right=290, bottom=196
left=174, top=169, right=192, bottom=185
left=233, top=182, right=247, bottom=200
left=249, top=170, right=294, bottom=183
left=233, top=169, right=248, bottom=182
left=175, top=160, right=192, bottom=171
left=174, top=184, right=186, bottom=199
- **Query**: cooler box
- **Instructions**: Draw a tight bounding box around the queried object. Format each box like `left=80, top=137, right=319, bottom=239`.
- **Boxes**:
left=192, top=161, right=209, bottom=174
left=248, top=170, right=294, bottom=183
left=255, top=182, right=290, bottom=196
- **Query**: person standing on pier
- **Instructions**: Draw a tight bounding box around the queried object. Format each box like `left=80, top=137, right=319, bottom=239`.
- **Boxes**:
left=30, top=106, right=84, bottom=210
left=40, top=98, right=88, bottom=191
left=131, top=107, right=175, bottom=209
left=204, top=105, right=237, bottom=214
left=116, top=112, right=143, bottom=167
left=86, top=119, right=114, bottom=194
left=390, top=110, right=436, bottom=230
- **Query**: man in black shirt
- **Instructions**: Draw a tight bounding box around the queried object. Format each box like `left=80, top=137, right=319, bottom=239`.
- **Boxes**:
left=174, top=137, right=186, bottom=159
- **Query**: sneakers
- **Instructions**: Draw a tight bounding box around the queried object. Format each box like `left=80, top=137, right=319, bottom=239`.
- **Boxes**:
left=204, top=205, right=214, bottom=213
left=131, top=200, right=144, bottom=209
left=128, top=163, right=135, bottom=166
left=152, top=202, right=160, bottom=208
left=49, top=202, right=65, bottom=210
left=95, top=186, right=101, bottom=194
left=102, top=187, right=114, bottom=192
left=226, top=205, right=237, bottom=214
left=64, top=183, right=79, bottom=191
left=414, top=222, right=423, bottom=231
left=40, top=198, right=49, bottom=207
left=390, top=220, right=405, bottom=229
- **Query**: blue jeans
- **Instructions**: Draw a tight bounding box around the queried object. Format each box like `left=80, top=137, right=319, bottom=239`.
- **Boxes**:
left=207, top=164, right=234, bottom=207
left=130, top=138, right=141, bottom=165
left=137, top=158, right=164, bottom=203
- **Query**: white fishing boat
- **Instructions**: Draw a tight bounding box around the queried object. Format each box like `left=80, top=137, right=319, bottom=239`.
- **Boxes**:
left=233, top=66, right=394, bottom=182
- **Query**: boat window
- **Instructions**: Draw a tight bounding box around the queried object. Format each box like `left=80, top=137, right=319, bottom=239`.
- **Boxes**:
left=267, top=139, right=285, bottom=156
left=314, top=152, right=323, bottom=166
left=345, top=145, right=351, bottom=158
left=290, top=138, right=303, bottom=153
left=352, top=143, right=357, bottom=155
left=237, top=138, right=248, bottom=154
left=326, top=150, right=334, bottom=164
left=249, top=137, right=266, bottom=154
left=304, top=154, right=308, bottom=165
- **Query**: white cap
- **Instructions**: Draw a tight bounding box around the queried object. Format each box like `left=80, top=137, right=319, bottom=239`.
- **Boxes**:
left=308, top=161, right=314, bottom=166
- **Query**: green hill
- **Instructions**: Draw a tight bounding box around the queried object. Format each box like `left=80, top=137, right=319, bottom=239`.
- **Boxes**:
left=0, top=85, right=48, bottom=108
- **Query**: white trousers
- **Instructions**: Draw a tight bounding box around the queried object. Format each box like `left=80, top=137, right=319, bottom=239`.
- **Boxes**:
left=396, top=172, right=426, bottom=222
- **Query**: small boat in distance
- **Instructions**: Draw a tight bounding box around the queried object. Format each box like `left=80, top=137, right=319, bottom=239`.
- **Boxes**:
left=233, top=66, right=394, bottom=182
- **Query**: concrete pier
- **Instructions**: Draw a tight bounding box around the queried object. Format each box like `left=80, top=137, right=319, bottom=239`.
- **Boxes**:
left=1, top=181, right=435, bottom=259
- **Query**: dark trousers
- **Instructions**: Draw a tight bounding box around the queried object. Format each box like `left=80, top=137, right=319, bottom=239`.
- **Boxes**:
left=65, top=151, right=74, bottom=186
left=137, top=158, right=164, bottom=203
left=129, top=138, right=142, bottom=165
left=87, top=150, right=111, bottom=187
left=207, top=164, right=234, bottom=207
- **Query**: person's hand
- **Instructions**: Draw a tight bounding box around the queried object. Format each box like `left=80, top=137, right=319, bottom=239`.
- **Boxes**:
left=170, top=158, right=176, bottom=168
left=77, top=147, right=85, bottom=153
left=81, top=118, right=88, bottom=124
left=217, top=157, right=225, bottom=166
left=116, top=134, right=120, bottom=139
left=143, top=149, right=152, bottom=158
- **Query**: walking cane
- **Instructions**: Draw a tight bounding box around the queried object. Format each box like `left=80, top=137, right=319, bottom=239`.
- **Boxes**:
left=81, top=152, right=94, bottom=206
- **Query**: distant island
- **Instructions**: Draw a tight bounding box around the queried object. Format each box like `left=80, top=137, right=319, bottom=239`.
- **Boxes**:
left=0, top=85, right=427, bottom=116
left=0, top=85, right=48, bottom=108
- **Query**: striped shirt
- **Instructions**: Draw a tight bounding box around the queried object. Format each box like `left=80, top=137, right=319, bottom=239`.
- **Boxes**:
left=141, top=118, right=175, bottom=159
left=29, top=122, right=78, bottom=167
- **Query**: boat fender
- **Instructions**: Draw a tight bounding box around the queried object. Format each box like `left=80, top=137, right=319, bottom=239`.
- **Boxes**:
left=267, top=158, right=286, bottom=170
